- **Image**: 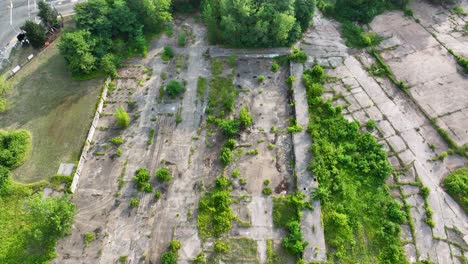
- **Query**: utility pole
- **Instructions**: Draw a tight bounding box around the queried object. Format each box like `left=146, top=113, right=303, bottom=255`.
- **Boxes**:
left=9, top=0, right=13, bottom=25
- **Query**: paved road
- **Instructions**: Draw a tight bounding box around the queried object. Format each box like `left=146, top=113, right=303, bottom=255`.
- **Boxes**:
left=0, top=0, right=82, bottom=66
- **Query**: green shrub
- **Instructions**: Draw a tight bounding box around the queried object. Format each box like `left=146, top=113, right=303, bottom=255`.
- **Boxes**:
left=224, top=139, right=237, bottom=150
left=148, top=129, right=155, bottom=145
left=262, top=187, right=273, bottom=196
left=366, top=120, right=377, bottom=131
left=218, top=119, right=240, bottom=137
left=420, top=186, right=430, bottom=199
left=114, top=107, right=130, bottom=128
left=119, top=256, right=128, bottom=263
left=130, top=197, right=139, bottom=208
left=110, top=137, right=124, bottom=146
left=258, top=75, right=265, bottom=83
left=443, top=167, right=467, bottom=213
left=154, top=190, right=162, bottom=200
left=341, top=21, right=381, bottom=48
left=162, top=46, right=175, bottom=61
left=193, top=252, right=206, bottom=263
left=178, top=32, right=186, bottom=46
left=271, top=63, right=280, bottom=72
left=155, top=168, right=172, bottom=182
left=134, top=168, right=151, bottom=191
left=289, top=47, right=307, bottom=63
left=161, top=251, right=177, bottom=264
left=169, top=240, right=181, bottom=251
left=246, top=149, right=259, bottom=155
left=0, top=129, right=32, bottom=169
left=83, top=232, right=96, bottom=247
left=166, top=80, right=185, bottom=98
left=264, top=179, right=270, bottom=186
left=282, top=221, right=308, bottom=256
left=100, top=53, right=118, bottom=77
left=452, top=6, right=467, bottom=16
left=403, top=9, right=413, bottom=17
left=239, top=107, right=253, bottom=128
left=288, top=124, right=303, bottom=133
left=220, top=147, right=233, bottom=166
left=232, top=168, right=240, bottom=178
left=197, top=176, right=235, bottom=239
left=214, top=240, right=230, bottom=253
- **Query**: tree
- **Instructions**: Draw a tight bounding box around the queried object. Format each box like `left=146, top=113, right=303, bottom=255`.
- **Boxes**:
left=127, top=0, right=172, bottom=34
left=58, top=30, right=97, bottom=75
left=37, top=1, right=59, bottom=29
left=25, top=195, right=76, bottom=252
left=114, top=106, right=130, bottom=128
left=202, top=0, right=315, bottom=47
left=75, top=0, right=112, bottom=38
left=0, top=129, right=32, bottom=169
left=22, top=20, right=47, bottom=48
left=100, top=53, right=118, bottom=77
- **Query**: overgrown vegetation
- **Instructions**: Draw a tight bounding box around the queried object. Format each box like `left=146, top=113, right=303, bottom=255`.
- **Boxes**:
left=303, top=65, right=407, bottom=263
left=443, top=166, right=467, bottom=213
left=58, top=0, right=172, bottom=76
left=201, top=0, right=315, bottom=47
left=0, top=133, right=76, bottom=264
left=114, top=106, right=130, bottom=128
left=448, top=48, right=468, bottom=74
left=155, top=168, right=172, bottom=182
left=318, top=0, right=402, bottom=23
left=166, top=80, right=185, bottom=98
left=197, top=176, right=235, bottom=239
left=133, top=167, right=152, bottom=193
left=341, top=21, right=382, bottom=48
left=272, top=193, right=312, bottom=257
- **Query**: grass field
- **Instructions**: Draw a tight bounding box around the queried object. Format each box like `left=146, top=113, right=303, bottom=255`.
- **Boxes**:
left=0, top=43, right=102, bottom=183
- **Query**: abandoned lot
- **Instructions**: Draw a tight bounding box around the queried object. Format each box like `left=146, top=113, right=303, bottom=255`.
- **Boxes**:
left=10, top=3, right=463, bottom=264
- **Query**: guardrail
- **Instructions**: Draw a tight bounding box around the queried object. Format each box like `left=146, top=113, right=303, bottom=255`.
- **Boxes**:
left=70, top=77, right=111, bottom=193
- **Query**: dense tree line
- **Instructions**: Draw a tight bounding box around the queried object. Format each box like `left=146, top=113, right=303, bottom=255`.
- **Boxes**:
left=201, top=0, right=315, bottom=47
left=59, top=0, right=171, bottom=76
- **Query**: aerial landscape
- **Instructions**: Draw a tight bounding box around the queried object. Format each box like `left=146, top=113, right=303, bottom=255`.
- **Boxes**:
left=0, top=0, right=466, bottom=263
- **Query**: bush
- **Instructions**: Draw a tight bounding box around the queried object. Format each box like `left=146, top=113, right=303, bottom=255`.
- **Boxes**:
left=134, top=168, right=150, bottom=191
left=282, top=220, right=308, bottom=256
left=166, top=80, right=185, bottom=98
left=218, top=119, right=240, bottom=137
left=193, top=252, right=206, bottom=263
left=220, top=147, right=232, bottom=166
left=214, top=240, right=230, bottom=253
left=178, top=32, right=186, bottom=46
left=258, top=75, right=265, bottom=83
left=271, top=63, right=280, bottom=72
left=289, top=47, right=307, bottom=63
left=262, top=187, right=273, bottom=196
left=341, top=21, right=381, bottom=48
left=443, top=167, right=467, bottom=212
left=420, top=186, right=430, bottom=199
left=83, top=232, right=96, bottom=246
left=114, top=107, right=130, bottom=128
left=0, top=130, right=32, bottom=169
left=154, top=190, right=162, bottom=199
left=239, top=107, right=253, bottom=128
left=169, top=240, right=181, bottom=251
left=162, top=46, right=175, bottom=61
left=155, top=168, right=172, bottom=182
left=161, top=251, right=177, bottom=264
left=110, top=137, right=124, bottom=146
left=130, top=197, right=139, bottom=208
left=366, top=120, right=377, bottom=131
left=100, top=54, right=118, bottom=77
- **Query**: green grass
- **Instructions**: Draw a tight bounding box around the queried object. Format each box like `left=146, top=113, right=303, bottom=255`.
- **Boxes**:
left=0, top=43, right=102, bottom=182
left=221, top=238, right=257, bottom=262
left=443, top=166, right=467, bottom=213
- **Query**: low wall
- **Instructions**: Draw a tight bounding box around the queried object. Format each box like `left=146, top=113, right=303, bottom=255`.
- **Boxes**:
left=70, top=77, right=111, bottom=193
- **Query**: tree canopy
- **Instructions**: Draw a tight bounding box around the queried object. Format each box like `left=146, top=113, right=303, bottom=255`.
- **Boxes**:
left=37, top=1, right=59, bottom=29
left=22, top=20, right=47, bottom=48
left=59, top=0, right=171, bottom=76
left=201, top=0, right=315, bottom=47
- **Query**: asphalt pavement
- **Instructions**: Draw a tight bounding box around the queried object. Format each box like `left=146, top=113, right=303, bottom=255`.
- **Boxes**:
left=0, top=0, right=82, bottom=67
